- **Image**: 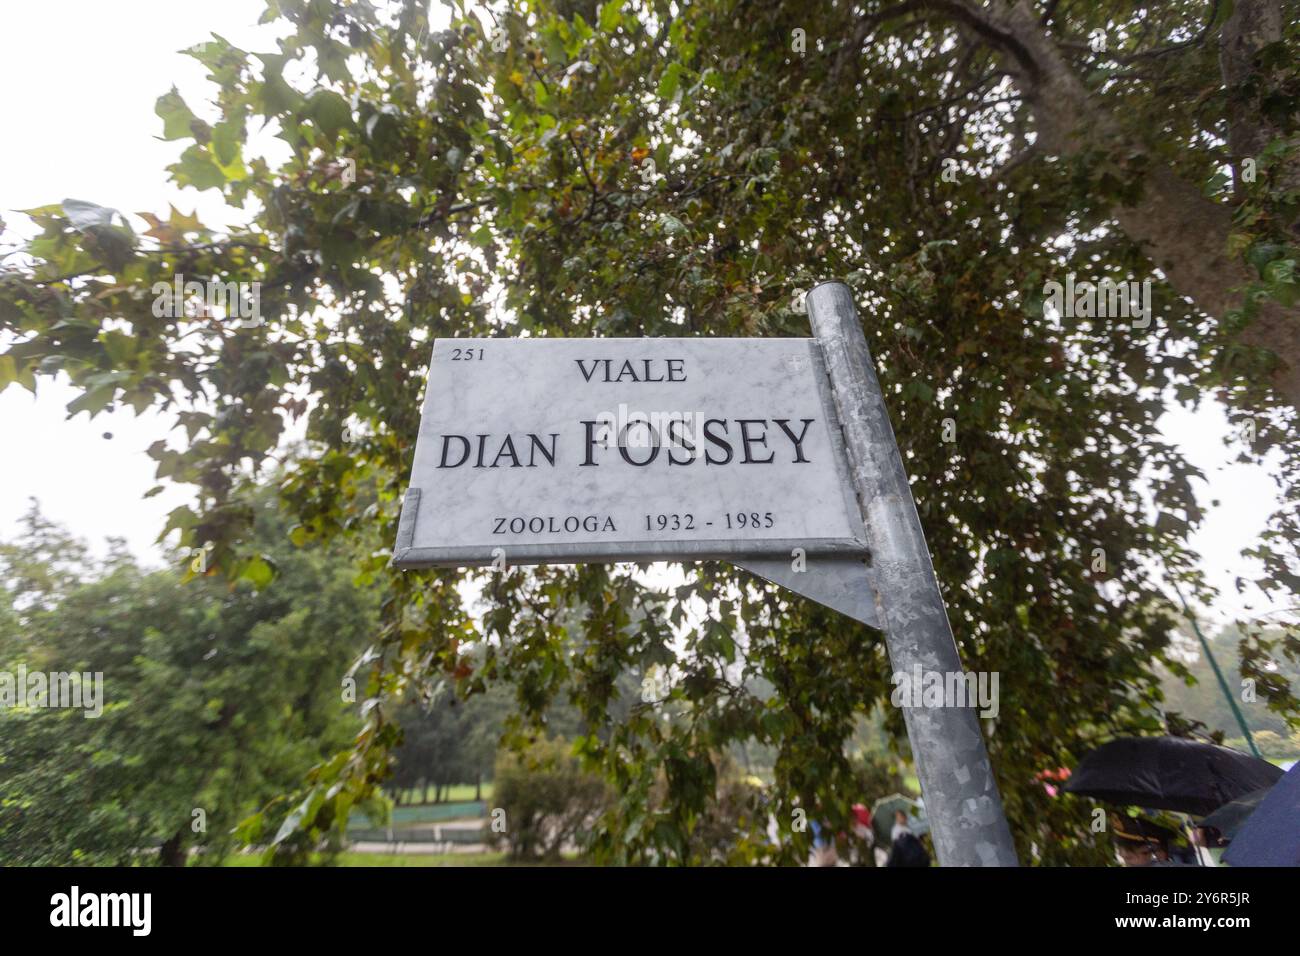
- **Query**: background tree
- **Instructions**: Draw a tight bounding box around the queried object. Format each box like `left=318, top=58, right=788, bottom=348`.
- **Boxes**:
left=389, top=682, right=512, bottom=803
left=0, top=495, right=376, bottom=865
left=1160, top=619, right=1300, bottom=755
left=489, top=735, right=611, bottom=860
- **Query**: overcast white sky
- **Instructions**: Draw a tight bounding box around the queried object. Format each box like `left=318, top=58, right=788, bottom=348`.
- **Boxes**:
left=0, top=0, right=1290, bottom=626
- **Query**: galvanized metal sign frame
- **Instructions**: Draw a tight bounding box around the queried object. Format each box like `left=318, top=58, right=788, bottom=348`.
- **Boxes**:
left=389, top=282, right=1018, bottom=866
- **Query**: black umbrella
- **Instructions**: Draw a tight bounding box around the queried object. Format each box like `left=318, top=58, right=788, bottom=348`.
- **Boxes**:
left=1198, top=786, right=1272, bottom=841
left=1064, top=736, right=1284, bottom=816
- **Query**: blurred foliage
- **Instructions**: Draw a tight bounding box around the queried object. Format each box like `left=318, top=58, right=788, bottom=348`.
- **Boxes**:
left=0, top=495, right=377, bottom=865
left=488, top=735, right=610, bottom=860
left=1160, top=621, right=1300, bottom=756
left=388, top=681, right=512, bottom=802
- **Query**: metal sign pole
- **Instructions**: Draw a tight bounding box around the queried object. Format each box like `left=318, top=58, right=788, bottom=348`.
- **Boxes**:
left=807, top=281, right=1019, bottom=867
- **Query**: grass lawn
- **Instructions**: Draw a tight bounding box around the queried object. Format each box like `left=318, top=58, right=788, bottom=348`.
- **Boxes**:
left=221, top=851, right=576, bottom=867
left=334, top=851, right=512, bottom=866
left=441, top=783, right=490, bottom=802
left=390, top=783, right=492, bottom=804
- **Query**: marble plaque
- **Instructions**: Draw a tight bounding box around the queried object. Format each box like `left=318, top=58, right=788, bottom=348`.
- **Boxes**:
left=392, top=338, right=868, bottom=567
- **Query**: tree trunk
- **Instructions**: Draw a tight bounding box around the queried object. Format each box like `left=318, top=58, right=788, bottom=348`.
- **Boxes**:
left=948, top=0, right=1300, bottom=405
left=159, top=828, right=187, bottom=867
left=1219, top=0, right=1290, bottom=194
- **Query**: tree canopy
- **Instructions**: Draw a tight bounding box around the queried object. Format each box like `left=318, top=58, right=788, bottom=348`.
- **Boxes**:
left=0, top=497, right=377, bottom=865
left=1, top=0, right=1297, bottom=865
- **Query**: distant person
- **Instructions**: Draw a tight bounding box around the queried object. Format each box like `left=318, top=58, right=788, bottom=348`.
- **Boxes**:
left=1111, top=814, right=1174, bottom=867
left=850, top=804, right=874, bottom=865
left=886, top=809, right=931, bottom=867
left=808, top=820, right=839, bottom=866
left=890, top=809, right=909, bottom=843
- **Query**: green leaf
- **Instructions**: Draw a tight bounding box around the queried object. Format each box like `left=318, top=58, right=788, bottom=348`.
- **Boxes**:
left=240, top=554, right=277, bottom=589
left=59, top=199, right=135, bottom=270
left=254, top=54, right=303, bottom=115
left=66, top=384, right=117, bottom=418
left=659, top=213, right=686, bottom=235
left=902, top=379, right=935, bottom=404
left=99, top=330, right=137, bottom=367
left=272, top=786, right=323, bottom=845
left=1246, top=242, right=1287, bottom=275
left=155, top=87, right=198, bottom=140
left=171, top=145, right=226, bottom=191
left=599, top=0, right=623, bottom=32
left=308, top=89, right=352, bottom=139
left=657, top=62, right=683, bottom=101
left=211, top=120, right=242, bottom=166
left=62, top=198, right=118, bottom=232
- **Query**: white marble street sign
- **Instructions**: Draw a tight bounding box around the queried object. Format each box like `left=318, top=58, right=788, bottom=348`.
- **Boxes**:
left=392, top=337, right=869, bottom=568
